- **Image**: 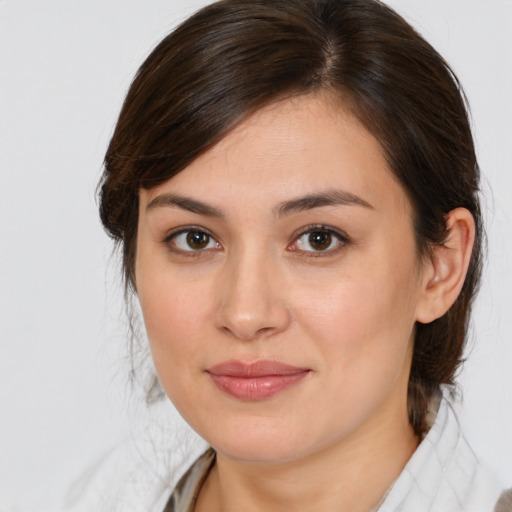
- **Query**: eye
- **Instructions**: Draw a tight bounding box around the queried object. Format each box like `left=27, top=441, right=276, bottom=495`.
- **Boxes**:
left=166, top=228, right=221, bottom=253
left=291, top=227, right=348, bottom=254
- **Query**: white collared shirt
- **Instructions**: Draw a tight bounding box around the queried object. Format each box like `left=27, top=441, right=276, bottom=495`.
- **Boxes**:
left=65, top=388, right=510, bottom=512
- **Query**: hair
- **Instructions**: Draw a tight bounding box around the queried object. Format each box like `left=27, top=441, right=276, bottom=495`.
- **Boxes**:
left=99, top=0, right=483, bottom=437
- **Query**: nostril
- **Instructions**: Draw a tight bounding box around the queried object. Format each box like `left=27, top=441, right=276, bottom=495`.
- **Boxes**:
left=214, top=300, right=291, bottom=341
left=212, top=258, right=291, bottom=340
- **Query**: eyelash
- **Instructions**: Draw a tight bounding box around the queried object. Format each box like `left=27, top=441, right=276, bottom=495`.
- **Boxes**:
left=163, top=226, right=221, bottom=256
left=288, top=224, right=349, bottom=257
left=163, top=225, right=349, bottom=257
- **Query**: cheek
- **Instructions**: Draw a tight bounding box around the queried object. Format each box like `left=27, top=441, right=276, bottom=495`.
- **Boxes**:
left=290, top=251, right=420, bottom=367
left=138, top=281, right=216, bottom=418
left=289, top=266, right=417, bottom=425
left=141, top=286, right=207, bottom=340
left=136, top=258, right=215, bottom=379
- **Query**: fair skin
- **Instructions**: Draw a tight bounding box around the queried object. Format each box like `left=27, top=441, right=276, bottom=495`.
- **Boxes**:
left=135, top=94, right=474, bottom=512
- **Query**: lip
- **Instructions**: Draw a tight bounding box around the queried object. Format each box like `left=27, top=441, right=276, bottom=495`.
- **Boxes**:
left=206, top=360, right=311, bottom=400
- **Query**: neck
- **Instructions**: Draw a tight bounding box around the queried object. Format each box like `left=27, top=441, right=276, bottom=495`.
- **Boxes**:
left=195, top=401, right=419, bottom=512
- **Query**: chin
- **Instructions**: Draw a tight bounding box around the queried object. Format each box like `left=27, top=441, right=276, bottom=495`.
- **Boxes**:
left=194, top=415, right=311, bottom=464
left=214, top=437, right=306, bottom=464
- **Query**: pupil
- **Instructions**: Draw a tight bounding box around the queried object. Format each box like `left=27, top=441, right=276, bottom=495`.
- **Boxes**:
left=309, top=231, right=331, bottom=250
left=187, top=231, right=209, bottom=249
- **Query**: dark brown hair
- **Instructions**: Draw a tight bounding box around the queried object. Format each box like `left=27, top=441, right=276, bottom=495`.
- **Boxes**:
left=99, top=0, right=482, bottom=437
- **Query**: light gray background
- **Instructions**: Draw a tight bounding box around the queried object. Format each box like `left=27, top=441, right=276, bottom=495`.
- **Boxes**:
left=1, top=1, right=511, bottom=510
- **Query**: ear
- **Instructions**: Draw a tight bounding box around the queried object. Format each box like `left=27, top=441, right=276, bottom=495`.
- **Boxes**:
left=415, top=208, right=476, bottom=324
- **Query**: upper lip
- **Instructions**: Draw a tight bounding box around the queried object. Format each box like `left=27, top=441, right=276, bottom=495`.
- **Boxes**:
left=206, top=360, right=310, bottom=377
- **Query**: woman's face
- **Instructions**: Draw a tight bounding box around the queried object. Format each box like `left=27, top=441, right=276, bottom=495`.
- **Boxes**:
left=136, top=95, right=429, bottom=463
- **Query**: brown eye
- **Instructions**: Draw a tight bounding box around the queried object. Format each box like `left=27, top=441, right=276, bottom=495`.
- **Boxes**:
left=186, top=230, right=210, bottom=249
left=293, top=227, right=347, bottom=254
left=308, top=231, right=332, bottom=251
left=170, top=229, right=220, bottom=252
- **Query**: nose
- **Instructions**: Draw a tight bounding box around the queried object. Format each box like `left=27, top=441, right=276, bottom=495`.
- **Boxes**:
left=213, top=247, right=291, bottom=341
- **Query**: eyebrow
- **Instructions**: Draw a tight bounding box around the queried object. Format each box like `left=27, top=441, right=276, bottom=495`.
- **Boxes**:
left=145, top=189, right=373, bottom=218
left=274, top=189, right=374, bottom=216
left=146, top=194, right=225, bottom=218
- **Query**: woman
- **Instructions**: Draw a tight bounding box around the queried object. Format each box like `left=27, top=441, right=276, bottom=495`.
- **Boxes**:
left=68, top=0, right=511, bottom=510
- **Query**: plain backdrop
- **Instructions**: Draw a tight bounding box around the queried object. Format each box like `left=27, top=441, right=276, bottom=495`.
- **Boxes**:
left=1, top=1, right=511, bottom=510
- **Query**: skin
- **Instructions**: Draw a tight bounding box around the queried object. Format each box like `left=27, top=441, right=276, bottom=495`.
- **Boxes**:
left=135, top=94, right=474, bottom=512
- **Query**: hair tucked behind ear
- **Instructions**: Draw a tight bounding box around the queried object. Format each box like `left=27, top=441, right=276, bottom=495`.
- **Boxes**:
left=99, top=0, right=483, bottom=436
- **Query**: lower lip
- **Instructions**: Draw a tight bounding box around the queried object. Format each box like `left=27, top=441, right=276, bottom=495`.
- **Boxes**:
left=208, top=372, right=310, bottom=400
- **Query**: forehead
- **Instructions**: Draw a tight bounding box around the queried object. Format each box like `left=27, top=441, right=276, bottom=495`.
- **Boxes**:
left=142, top=94, right=411, bottom=216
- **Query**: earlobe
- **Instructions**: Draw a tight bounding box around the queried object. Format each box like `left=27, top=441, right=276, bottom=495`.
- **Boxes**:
left=416, top=208, right=476, bottom=324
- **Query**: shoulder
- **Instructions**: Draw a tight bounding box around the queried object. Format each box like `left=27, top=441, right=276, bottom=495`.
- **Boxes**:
left=64, top=441, right=168, bottom=512
left=64, top=402, right=208, bottom=512
left=380, top=387, right=510, bottom=512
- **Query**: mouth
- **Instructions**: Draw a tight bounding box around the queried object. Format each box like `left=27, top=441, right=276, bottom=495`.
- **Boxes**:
left=206, top=360, right=311, bottom=400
